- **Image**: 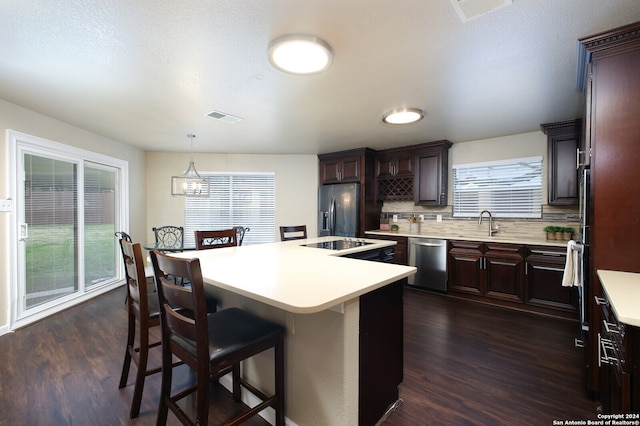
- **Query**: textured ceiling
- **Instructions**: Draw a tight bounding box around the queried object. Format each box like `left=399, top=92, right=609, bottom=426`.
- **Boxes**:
left=1, top=1, right=639, bottom=155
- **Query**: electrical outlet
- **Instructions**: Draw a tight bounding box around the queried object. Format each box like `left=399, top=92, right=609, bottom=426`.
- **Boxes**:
left=0, top=199, right=12, bottom=212
left=392, top=214, right=398, bottom=222
left=419, top=215, right=424, bottom=221
left=436, top=214, right=442, bottom=222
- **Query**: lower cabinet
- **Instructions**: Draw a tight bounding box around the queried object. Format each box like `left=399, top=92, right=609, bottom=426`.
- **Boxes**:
left=525, top=245, right=577, bottom=313
left=447, top=240, right=524, bottom=302
left=448, top=240, right=578, bottom=318
left=364, top=233, right=408, bottom=265
left=596, top=291, right=639, bottom=413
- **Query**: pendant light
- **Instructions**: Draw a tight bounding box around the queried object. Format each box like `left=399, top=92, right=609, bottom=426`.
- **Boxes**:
left=171, top=134, right=209, bottom=197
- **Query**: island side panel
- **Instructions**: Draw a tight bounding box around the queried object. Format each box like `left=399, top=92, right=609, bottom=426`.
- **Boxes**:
left=201, top=284, right=360, bottom=425
left=359, top=281, right=404, bottom=425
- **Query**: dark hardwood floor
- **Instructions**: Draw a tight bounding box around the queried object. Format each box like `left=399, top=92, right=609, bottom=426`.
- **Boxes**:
left=387, top=288, right=600, bottom=425
left=0, top=286, right=600, bottom=425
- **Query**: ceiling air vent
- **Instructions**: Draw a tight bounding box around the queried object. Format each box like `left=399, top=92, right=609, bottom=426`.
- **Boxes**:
left=206, top=110, right=243, bottom=124
left=450, top=0, right=512, bottom=23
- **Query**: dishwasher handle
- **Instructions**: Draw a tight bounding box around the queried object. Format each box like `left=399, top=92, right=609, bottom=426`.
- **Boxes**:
left=409, top=240, right=446, bottom=247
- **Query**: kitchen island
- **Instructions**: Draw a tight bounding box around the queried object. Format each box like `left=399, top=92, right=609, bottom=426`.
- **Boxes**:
left=170, top=236, right=416, bottom=426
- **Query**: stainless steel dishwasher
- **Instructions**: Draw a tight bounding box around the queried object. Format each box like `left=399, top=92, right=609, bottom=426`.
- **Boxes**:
left=407, top=238, right=447, bottom=292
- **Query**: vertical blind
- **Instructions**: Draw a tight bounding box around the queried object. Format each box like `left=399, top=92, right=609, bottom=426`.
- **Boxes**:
left=184, top=173, right=276, bottom=246
left=452, top=156, right=543, bottom=218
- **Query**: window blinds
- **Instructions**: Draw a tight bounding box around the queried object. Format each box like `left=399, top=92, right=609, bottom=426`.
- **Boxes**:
left=452, top=156, right=543, bottom=218
left=184, top=173, right=276, bottom=245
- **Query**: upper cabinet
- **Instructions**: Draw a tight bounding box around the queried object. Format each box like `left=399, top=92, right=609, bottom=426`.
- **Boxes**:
left=374, top=140, right=452, bottom=205
left=375, top=150, right=415, bottom=201
left=541, top=119, right=581, bottom=206
left=414, top=141, right=452, bottom=206
left=319, top=153, right=362, bottom=184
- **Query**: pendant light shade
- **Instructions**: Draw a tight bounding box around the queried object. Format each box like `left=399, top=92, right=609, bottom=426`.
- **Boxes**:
left=171, top=134, right=209, bottom=197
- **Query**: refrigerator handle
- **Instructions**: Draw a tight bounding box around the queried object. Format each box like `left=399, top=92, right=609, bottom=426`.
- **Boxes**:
left=329, top=197, right=336, bottom=235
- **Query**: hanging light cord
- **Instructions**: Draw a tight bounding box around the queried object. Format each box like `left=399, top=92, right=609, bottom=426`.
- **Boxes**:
left=187, top=133, right=196, bottom=163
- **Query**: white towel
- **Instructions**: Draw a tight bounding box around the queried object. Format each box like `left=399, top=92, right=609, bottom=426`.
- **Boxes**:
left=562, top=240, right=580, bottom=287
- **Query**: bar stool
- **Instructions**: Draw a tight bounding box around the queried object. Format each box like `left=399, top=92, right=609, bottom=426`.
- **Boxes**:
left=279, top=225, right=307, bottom=241
left=150, top=250, right=286, bottom=426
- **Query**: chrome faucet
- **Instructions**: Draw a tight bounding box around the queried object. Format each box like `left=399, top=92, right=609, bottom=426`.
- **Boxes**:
left=478, top=210, right=498, bottom=237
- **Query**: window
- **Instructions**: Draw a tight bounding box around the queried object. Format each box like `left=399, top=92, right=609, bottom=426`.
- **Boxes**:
left=452, top=156, right=543, bottom=218
left=184, top=173, right=276, bottom=246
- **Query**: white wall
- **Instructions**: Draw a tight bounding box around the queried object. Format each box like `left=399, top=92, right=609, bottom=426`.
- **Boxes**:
left=145, top=152, right=319, bottom=244
left=0, top=99, right=147, bottom=332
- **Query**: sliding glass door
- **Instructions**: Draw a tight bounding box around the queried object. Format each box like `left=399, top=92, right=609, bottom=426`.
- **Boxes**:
left=11, top=131, right=127, bottom=328
left=22, top=153, right=79, bottom=308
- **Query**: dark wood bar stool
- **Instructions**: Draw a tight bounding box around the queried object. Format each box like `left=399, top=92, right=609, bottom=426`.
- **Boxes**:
left=279, top=225, right=307, bottom=241
left=150, top=250, right=286, bottom=426
left=117, top=238, right=164, bottom=418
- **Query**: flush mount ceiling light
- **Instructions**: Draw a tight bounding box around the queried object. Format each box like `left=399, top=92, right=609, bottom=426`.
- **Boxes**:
left=382, top=108, right=425, bottom=125
left=171, top=134, right=209, bottom=197
left=268, top=34, right=333, bottom=75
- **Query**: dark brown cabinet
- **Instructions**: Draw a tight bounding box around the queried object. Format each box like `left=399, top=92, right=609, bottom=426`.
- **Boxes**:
left=448, top=240, right=577, bottom=318
left=596, top=288, right=639, bottom=414
left=525, top=245, right=577, bottom=313
left=448, top=240, right=525, bottom=302
left=318, top=148, right=380, bottom=236
left=448, top=240, right=485, bottom=296
left=375, top=152, right=413, bottom=178
left=365, top=233, right=408, bottom=265
left=484, top=243, right=526, bottom=303
left=414, top=142, right=451, bottom=206
left=541, top=119, right=581, bottom=206
left=374, top=140, right=451, bottom=205
left=319, top=154, right=362, bottom=184
left=580, top=22, right=640, bottom=394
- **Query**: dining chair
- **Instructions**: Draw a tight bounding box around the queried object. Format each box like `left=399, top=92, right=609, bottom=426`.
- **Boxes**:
left=279, top=225, right=307, bottom=241
left=150, top=250, right=286, bottom=426
left=152, top=226, right=184, bottom=251
left=235, top=226, right=250, bottom=246
left=117, top=238, right=165, bottom=418
left=195, top=228, right=238, bottom=250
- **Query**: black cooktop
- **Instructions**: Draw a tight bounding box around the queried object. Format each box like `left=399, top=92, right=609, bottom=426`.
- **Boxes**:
left=304, top=239, right=374, bottom=251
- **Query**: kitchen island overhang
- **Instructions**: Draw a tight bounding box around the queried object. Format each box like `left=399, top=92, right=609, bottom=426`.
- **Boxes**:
left=167, top=236, right=416, bottom=426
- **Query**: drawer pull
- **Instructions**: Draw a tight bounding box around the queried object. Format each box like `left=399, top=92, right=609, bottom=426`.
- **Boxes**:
left=603, top=321, right=620, bottom=334
left=599, top=336, right=618, bottom=366
left=594, top=296, right=608, bottom=306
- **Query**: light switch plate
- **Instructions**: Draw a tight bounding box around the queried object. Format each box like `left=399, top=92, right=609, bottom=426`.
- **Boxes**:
left=437, top=214, right=442, bottom=222
left=0, top=199, right=12, bottom=212
left=392, top=214, right=398, bottom=222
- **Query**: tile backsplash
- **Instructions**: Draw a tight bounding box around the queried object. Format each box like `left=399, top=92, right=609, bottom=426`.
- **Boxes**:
left=381, top=202, right=580, bottom=240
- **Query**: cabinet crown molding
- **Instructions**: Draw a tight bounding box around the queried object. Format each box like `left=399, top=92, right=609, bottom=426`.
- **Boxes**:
left=580, top=21, right=640, bottom=58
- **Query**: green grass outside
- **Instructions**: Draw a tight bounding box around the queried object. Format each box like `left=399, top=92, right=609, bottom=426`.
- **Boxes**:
left=25, top=224, right=117, bottom=307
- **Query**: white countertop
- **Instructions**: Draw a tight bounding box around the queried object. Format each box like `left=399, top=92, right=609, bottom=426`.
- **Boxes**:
left=598, top=269, right=640, bottom=327
left=170, top=236, right=417, bottom=314
left=367, top=230, right=569, bottom=247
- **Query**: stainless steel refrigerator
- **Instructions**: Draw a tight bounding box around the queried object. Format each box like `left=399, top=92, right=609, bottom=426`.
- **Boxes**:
left=318, top=183, right=360, bottom=237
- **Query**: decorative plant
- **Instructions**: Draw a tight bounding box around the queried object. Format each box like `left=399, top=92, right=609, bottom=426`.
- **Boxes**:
left=543, top=226, right=558, bottom=233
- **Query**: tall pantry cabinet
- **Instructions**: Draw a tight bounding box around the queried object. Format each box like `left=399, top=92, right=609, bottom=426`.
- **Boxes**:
left=580, top=22, right=640, bottom=408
